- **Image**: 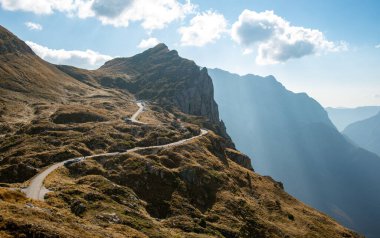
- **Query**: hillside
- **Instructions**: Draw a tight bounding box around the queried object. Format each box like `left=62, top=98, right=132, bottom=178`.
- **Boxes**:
left=0, top=25, right=103, bottom=135
left=0, top=25, right=361, bottom=238
left=326, top=106, right=380, bottom=131
left=209, top=68, right=380, bottom=238
left=343, top=112, right=380, bottom=156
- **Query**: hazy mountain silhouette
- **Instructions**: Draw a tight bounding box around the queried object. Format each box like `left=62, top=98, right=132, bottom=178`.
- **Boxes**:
left=209, top=68, right=380, bottom=238
left=343, top=112, right=380, bottom=156
left=326, top=106, right=380, bottom=131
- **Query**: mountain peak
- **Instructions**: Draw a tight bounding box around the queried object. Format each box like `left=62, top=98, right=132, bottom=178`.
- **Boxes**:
left=152, top=43, right=169, bottom=51
left=100, top=43, right=175, bottom=71
left=140, top=43, right=171, bottom=56
left=0, top=25, right=34, bottom=55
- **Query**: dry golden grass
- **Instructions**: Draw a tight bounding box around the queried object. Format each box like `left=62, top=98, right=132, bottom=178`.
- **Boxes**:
left=0, top=188, right=149, bottom=238
left=0, top=89, right=198, bottom=183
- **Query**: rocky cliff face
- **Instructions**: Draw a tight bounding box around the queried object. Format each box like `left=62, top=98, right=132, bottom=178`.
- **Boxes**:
left=97, top=44, right=229, bottom=138
left=225, top=148, right=254, bottom=171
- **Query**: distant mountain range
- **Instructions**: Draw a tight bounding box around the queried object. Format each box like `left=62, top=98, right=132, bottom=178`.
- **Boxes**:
left=209, top=68, right=380, bottom=238
left=343, top=112, right=380, bottom=156
left=326, top=106, right=380, bottom=131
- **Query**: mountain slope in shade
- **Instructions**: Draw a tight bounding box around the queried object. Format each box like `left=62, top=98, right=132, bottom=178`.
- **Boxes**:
left=209, top=68, right=380, bottom=238
left=343, top=112, right=380, bottom=156
left=326, top=106, right=380, bottom=131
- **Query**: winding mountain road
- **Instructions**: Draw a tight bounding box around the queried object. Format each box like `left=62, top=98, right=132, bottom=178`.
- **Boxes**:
left=130, top=102, right=145, bottom=124
left=23, top=102, right=208, bottom=201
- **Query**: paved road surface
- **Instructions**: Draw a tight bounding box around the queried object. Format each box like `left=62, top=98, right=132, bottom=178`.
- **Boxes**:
left=23, top=102, right=208, bottom=201
left=130, top=102, right=145, bottom=124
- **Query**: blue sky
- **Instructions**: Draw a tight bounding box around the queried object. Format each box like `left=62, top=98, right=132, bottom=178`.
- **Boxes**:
left=1, top=0, right=379, bottom=107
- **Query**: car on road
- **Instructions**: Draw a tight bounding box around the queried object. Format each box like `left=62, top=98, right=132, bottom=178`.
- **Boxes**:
left=64, top=157, right=83, bottom=166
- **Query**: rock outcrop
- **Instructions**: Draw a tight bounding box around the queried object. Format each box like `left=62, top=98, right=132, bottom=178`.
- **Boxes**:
left=225, top=148, right=254, bottom=171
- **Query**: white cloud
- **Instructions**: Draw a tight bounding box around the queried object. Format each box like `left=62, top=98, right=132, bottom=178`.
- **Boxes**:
left=25, top=21, right=43, bottom=31
left=0, top=0, right=195, bottom=30
left=375, top=44, right=380, bottom=49
left=231, top=10, right=347, bottom=65
left=179, top=11, right=227, bottom=47
left=26, top=41, right=113, bottom=69
left=138, top=37, right=160, bottom=49
left=0, top=0, right=76, bottom=15
left=94, top=0, right=195, bottom=30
